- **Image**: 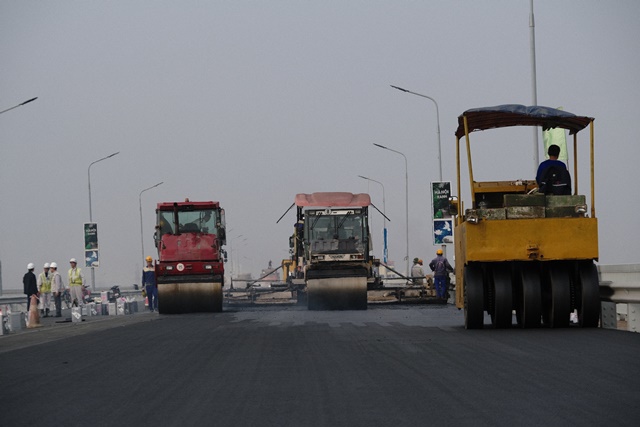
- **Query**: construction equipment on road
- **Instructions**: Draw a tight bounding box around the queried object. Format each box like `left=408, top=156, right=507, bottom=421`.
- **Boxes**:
left=452, top=105, right=600, bottom=329
left=278, top=192, right=381, bottom=310
left=154, top=199, right=227, bottom=314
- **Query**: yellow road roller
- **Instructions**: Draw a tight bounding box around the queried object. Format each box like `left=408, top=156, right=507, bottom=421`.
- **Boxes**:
left=452, top=105, right=599, bottom=329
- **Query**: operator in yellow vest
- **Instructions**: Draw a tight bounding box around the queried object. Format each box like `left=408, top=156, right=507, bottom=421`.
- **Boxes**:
left=68, top=258, right=85, bottom=306
left=37, top=263, right=52, bottom=317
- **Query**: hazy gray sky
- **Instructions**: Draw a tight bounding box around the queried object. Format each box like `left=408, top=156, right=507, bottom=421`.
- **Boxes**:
left=2, top=1, right=639, bottom=291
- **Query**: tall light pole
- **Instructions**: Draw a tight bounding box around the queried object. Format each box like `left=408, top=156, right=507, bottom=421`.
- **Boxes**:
left=530, top=0, right=539, bottom=172
left=1, top=96, right=37, bottom=295
left=390, top=85, right=442, bottom=181
left=373, top=143, right=409, bottom=277
left=228, top=234, right=244, bottom=278
left=0, top=97, right=37, bottom=115
left=87, top=151, right=120, bottom=290
left=139, top=182, right=164, bottom=262
left=358, top=175, right=387, bottom=263
left=391, top=85, right=449, bottom=257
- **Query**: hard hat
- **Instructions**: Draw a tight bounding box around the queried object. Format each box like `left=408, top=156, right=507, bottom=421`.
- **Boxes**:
left=437, top=249, right=443, bottom=255
left=413, top=257, right=419, bottom=264
left=44, top=263, right=50, bottom=268
left=70, top=258, right=77, bottom=263
left=418, top=259, right=423, bottom=264
left=50, top=262, right=58, bottom=268
left=145, top=256, right=153, bottom=262
left=27, top=263, right=35, bottom=270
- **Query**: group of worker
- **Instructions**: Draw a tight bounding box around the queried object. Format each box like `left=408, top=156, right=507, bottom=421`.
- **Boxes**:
left=22, top=258, right=85, bottom=318
left=22, top=256, right=158, bottom=316
left=411, top=249, right=454, bottom=299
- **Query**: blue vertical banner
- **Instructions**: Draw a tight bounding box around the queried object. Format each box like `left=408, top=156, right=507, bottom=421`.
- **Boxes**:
left=383, top=227, right=388, bottom=263
left=431, top=182, right=453, bottom=245
left=84, top=223, right=99, bottom=267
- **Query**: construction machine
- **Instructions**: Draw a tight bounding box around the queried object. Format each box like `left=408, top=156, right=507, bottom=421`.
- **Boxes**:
left=280, top=192, right=380, bottom=310
left=154, top=199, right=226, bottom=313
left=452, top=105, right=600, bottom=329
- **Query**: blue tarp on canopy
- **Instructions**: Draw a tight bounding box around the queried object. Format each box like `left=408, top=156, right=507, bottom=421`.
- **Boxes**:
left=455, top=104, right=593, bottom=138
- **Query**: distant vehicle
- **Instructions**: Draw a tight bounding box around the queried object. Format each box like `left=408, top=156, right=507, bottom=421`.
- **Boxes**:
left=154, top=199, right=226, bottom=313
left=451, top=105, right=600, bottom=329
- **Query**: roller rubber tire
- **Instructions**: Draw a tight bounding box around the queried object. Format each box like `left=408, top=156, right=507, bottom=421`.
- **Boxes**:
left=515, top=263, right=541, bottom=328
left=577, top=261, right=600, bottom=328
left=464, top=264, right=485, bottom=329
left=490, top=264, right=513, bottom=329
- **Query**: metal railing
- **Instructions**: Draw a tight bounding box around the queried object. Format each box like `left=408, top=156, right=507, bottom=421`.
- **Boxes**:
left=598, top=264, right=640, bottom=332
left=0, top=289, right=141, bottom=313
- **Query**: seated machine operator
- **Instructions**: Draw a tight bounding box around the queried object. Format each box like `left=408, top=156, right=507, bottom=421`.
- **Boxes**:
left=536, top=144, right=571, bottom=195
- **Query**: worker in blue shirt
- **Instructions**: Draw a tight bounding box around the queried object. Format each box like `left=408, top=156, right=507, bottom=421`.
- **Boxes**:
left=142, top=256, right=158, bottom=312
left=536, top=144, right=571, bottom=194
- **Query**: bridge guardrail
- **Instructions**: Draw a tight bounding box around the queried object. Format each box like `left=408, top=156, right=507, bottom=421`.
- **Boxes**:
left=0, top=289, right=141, bottom=313
left=598, top=264, right=640, bottom=333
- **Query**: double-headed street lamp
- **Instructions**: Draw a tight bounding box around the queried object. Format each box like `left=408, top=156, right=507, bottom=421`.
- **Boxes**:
left=373, top=143, right=409, bottom=277
left=358, top=175, right=387, bottom=263
left=139, top=182, right=164, bottom=262
left=87, top=151, right=120, bottom=290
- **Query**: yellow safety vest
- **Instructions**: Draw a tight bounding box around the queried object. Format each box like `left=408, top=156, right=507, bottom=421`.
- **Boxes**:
left=39, top=272, right=52, bottom=293
left=68, top=268, right=83, bottom=286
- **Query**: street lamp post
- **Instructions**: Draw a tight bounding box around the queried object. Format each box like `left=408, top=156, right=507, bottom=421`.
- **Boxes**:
left=0, top=97, right=37, bottom=115
left=391, top=85, right=449, bottom=257
left=228, top=234, right=244, bottom=279
left=87, top=151, right=120, bottom=290
left=358, top=175, right=387, bottom=263
left=139, top=182, right=164, bottom=263
left=390, top=85, right=441, bottom=181
left=373, top=143, right=409, bottom=277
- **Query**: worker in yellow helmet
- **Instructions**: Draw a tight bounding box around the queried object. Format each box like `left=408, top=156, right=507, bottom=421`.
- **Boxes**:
left=429, top=249, right=454, bottom=300
left=142, top=256, right=158, bottom=312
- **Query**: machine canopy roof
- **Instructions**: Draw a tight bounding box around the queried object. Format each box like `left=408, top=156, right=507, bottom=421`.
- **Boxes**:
left=295, top=192, right=371, bottom=208
left=455, top=104, right=593, bottom=138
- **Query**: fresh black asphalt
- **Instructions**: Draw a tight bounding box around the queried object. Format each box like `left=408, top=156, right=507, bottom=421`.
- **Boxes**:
left=1, top=304, right=639, bottom=426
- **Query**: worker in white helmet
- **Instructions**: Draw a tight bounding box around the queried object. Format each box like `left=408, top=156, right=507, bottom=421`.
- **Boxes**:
left=68, top=258, right=85, bottom=306
left=23, top=263, right=38, bottom=311
left=37, top=263, right=52, bottom=317
left=50, top=262, right=64, bottom=317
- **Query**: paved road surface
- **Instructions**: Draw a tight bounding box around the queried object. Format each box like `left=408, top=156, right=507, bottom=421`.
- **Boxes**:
left=1, top=304, right=639, bottom=426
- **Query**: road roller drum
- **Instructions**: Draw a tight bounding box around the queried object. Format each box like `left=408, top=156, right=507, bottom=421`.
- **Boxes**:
left=307, top=277, right=367, bottom=310
left=158, top=282, right=223, bottom=314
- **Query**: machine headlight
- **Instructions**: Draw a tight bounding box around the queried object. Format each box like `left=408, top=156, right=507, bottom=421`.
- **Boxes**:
left=467, top=214, right=479, bottom=224
left=166, top=265, right=174, bottom=271
left=204, top=265, right=213, bottom=270
left=575, top=205, right=587, bottom=215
